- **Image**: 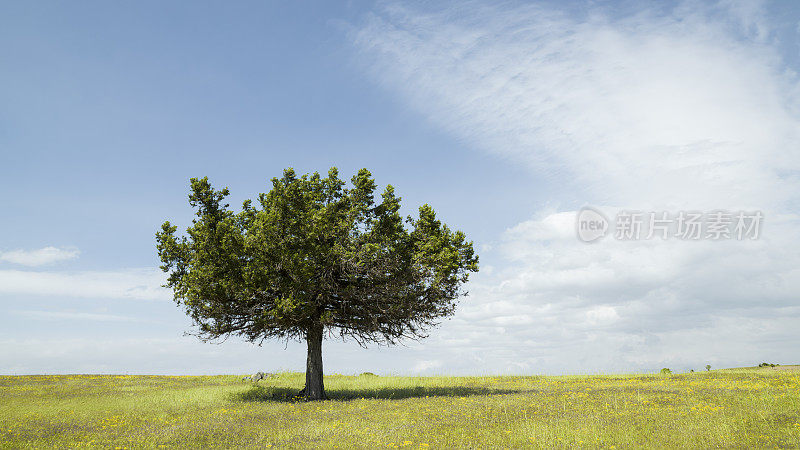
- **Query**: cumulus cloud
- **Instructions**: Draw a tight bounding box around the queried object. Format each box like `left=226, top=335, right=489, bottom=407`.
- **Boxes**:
left=0, top=268, right=171, bottom=301
left=352, top=0, right=800, bottom=372
left=0, top=246, right=79, bottom=266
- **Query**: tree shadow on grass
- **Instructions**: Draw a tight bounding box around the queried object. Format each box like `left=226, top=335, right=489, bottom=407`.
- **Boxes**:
left=234, top=384, right=520, bottom=403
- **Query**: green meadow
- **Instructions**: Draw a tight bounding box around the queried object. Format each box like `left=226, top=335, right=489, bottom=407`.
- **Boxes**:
left=1, top=367, right=799, bottom=449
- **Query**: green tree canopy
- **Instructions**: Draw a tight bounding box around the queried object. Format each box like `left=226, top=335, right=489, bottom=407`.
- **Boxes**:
left=156, top=168, right=478, bottom=399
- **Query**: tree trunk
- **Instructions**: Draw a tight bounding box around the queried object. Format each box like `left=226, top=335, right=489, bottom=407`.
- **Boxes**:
left=303, top=323, right=326, bottom=400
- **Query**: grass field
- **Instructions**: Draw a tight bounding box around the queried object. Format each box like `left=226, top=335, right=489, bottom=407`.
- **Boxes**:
left=1, top=368, right=799, bottom=448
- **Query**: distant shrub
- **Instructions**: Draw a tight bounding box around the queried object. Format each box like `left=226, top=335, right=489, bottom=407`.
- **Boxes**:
left=758, top=362, right=778, bottom=368
left=660, top=368, right=672, bottom=375
left=360, top=372, right=378, bottom=377
left=705, top=365, right=711, bottom=371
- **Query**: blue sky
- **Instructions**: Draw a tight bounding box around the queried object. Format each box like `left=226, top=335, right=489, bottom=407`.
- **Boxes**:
left=2, top=0, right=800, bottom=375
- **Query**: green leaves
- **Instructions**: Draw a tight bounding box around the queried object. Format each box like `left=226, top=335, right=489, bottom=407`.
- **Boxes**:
left=156, top=168, right=479, bottom=346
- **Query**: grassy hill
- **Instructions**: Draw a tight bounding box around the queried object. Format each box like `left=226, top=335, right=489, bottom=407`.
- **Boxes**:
left=1, top=369, right=799, bottom=448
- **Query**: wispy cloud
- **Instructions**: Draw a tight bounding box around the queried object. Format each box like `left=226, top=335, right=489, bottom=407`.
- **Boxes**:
left=0, top=246, right=79, bottom=266
left=354, top=0, right=800, bottom=210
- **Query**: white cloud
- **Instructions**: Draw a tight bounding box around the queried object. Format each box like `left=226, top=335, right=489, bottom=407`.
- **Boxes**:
left=0, top=268, right=171, bottom=301
left=0, top=246, right=79, bottom=266
left=585, top=306, right=620, bottom=325
left=352, top=1, right=800, bottom=372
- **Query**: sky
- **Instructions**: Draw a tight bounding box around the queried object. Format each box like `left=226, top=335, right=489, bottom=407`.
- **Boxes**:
left=1, top=0, right=799, bottom=375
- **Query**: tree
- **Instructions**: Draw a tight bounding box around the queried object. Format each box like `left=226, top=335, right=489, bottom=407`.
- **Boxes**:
left=156, top=168, right=479, bottom=400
